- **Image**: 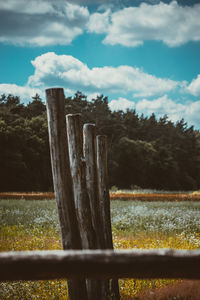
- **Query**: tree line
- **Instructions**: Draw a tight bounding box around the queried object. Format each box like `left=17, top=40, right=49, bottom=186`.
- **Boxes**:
left=0, top=92, right=200, bottom=192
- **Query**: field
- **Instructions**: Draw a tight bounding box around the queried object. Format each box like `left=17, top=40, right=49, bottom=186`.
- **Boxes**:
left=0, top=197, right=200, bottom=299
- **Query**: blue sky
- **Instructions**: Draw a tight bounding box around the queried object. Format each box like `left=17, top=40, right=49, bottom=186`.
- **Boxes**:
left=0, top=0, right=200, bottom=128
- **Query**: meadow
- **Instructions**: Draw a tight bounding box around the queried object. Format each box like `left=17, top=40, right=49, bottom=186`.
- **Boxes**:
left=0, top=198, right=200, bottom=299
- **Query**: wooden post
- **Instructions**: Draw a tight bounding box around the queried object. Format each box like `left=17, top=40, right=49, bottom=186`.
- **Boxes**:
left=96, top=135, right=113, bottom=249
left=96, top=135, right=120, bottom=299
left=66, top=114, right=96, bottom=249
left=83, top=124, right=105, bottom=249
left=66, top=114, right=101, bottom=300
left=46, top=88, right=88, bottom=300
left=83, top=124, right=110, bottom=299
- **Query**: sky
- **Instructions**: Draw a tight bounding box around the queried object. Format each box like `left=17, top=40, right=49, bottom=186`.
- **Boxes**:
left=0, top=0, right=200, bottom=129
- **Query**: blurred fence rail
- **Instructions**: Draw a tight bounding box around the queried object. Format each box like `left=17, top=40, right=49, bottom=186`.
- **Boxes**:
left=0, top=249, right=200, bottom=282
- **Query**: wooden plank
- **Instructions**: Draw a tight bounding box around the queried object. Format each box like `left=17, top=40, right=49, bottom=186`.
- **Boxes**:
left=1, top=249, right=200, bottom=281
left=46, top=88, right=88, bottom=300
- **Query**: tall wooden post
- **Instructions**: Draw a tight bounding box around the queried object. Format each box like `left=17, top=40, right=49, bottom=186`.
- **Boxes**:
left=46, top=88, right=87, bottom=300
left=97, top=135, right=120, bottom=300
left=66, top=114, right=101, bottom=300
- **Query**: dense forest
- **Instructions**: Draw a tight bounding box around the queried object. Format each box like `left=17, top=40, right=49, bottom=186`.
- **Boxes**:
left=0, top=92, right=200, bottom=192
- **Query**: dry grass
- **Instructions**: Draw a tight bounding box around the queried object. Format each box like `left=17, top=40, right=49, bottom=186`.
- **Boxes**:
left=0, top=192, right=55, bottom=200
left=1, top=191, right=200, bottom=201
left=110, top=193, right=200, bottom=201
left=139, top=280, right=200, bottom=300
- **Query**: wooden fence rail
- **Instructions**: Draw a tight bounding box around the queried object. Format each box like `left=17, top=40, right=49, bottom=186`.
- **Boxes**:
left=1, top=249, right=200, bottom=281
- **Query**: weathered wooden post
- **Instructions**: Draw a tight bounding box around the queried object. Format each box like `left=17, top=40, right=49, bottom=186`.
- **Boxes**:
left=66, top=114, right=101, bottom=299
left=96, top=135, right=113, bottom=249
left=83, top=124, right=111, bottom=299
left=83, top=124, right=105, bottom=249
left=46, top=88, right=87, bottom=300
left=66, top=114, right=96, bottom=249
left=97, top=135, right=120, bottom=299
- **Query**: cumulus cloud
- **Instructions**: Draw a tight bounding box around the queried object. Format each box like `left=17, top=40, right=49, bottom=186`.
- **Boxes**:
left=28, top=52, right=178, bottom=97
left=186, top=74, right=200, bottom=97
left=0, top=1, right=89, bottom=46
left=1, top=1, right=200, bottom=47
left=109, top=95, right=200, bottom=128
left=109, top=97, right=135, bottom=111
left=0, top=84, right=43, bottom=102
left=87, top=9, right=111, bottom=34
left=89, top=1, right=200, bottom=47
left=136, top=95, right=186, bottom=122
left=135, top=95, right=200, bottom=128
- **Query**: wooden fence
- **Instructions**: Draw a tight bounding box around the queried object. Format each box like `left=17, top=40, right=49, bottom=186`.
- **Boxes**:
left=1, top=88, right=200, bottom=300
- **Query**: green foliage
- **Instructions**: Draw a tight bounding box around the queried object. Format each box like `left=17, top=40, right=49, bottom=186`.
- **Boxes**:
left=0, top=92, right=200, bottom=191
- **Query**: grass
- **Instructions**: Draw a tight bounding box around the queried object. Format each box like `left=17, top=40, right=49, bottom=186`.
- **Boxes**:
left=0, top=199, right=200, bottom=299
left=1, top=190, right=200, bottom=201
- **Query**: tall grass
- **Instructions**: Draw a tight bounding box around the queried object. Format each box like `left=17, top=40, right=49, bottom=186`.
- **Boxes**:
left=0, top=199, right=200, bottom=299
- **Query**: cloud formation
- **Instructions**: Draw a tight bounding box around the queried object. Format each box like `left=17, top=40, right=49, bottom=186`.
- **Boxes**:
left=186, top=74, right=200, bottom=97
left=109, top=95, right=200, bottom=128
left=0, top=1, right=89, bottom=46
left=89, top=1, right=200, bottom=47
left=0, top=84, right=43, bottom=101
left=1, top=1, right=200, bottom=47
left=109, top=97, right=135, bottom=111
left=1, top=51, right=199, bottom=128
left=28, top=52, right=178, bottom=97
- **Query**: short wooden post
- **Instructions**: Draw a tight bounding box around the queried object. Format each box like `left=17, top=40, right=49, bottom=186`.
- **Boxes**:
left=83, top=124, right=110, bottom=299
left=83, top=124, right=105, bottom=249
left=46, top=88, right=87, bottom=300
left=96, top=135, right=113, bottom=249
left=97, top=135, right=120, bottom=299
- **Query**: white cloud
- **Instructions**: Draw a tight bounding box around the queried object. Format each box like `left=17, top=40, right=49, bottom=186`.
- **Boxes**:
left=109, top=97, right=135, bottom=111
left=28, top=52, right=178, bottom=97
left=89, top=1, right=200, bottom=47
left=136, top=95, right=200, bottom=128
left=186, top=74, right=200, bottom=97
left=1, top=1, right=200, bottom=48
left=0, top=84, right=43, bottom=102
left=0, top=1, right=89, bottom=46
left=136, top=95, right=185, bottom=122
left=109, top=95, right=200, bottom=128
left=185, top=100, right=200, bottom=128
left=87, top=9, right=111, bottom=34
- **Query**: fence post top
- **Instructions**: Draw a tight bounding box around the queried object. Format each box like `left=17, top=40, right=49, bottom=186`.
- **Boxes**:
left=66, top=113, right=82, bottom=118
left=45, top=88, right=64, bottom=97
left=83, top=123, right=96, bottom=128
